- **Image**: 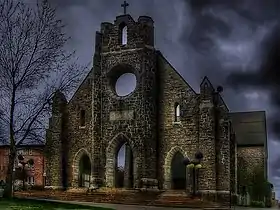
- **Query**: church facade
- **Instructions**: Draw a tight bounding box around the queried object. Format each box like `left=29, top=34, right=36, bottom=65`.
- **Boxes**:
left=45, top=13, right=267, bottom=198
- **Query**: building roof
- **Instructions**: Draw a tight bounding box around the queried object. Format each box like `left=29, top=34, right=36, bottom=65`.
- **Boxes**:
left=0, top=144, right=45, bottom=149
left=229, top=111, right=267, bottom=146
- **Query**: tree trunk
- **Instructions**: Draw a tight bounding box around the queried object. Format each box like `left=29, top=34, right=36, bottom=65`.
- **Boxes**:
left=4, top=87, right=16, bottom=198
left=3, top=147, right=16, bottom=198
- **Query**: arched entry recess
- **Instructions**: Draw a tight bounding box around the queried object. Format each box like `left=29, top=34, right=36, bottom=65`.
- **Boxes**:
left=72, top=148, right=92, bottom=187
left=163, top=146, right=189, bottom=190
left=105, top=133, right=138, bottom=188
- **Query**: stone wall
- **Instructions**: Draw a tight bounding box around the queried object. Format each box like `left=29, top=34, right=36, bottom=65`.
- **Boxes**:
left=156, top=53, right=198, bottom=190
left=67, top=70, right=94, bottom=187
left=91, top=14, right=158, bottom=188
left=45, top=91, right=67, bottom=188
left=215, top=95, right=231, bottom=192
left=237, top=145, right=265, bottom=191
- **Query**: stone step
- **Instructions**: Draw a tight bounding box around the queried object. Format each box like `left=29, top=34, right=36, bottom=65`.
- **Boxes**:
left=15, top=190, right=226, bottom=208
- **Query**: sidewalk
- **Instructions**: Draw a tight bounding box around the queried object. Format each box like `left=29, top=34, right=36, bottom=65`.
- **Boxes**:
left=27, top=197, right=233, bottom=210
left=23, top=197, right=279, bottom=210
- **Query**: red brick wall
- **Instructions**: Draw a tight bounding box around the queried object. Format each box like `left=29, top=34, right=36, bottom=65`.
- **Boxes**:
left=0, top=147, right=9, bottom=181
left=0, top=146, right=45, bottom=186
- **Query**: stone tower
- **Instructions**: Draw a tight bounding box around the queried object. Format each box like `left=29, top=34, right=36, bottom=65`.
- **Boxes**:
left=45, top=91, right=68, bottom=188
left=91, top=14, right=158, bottom=188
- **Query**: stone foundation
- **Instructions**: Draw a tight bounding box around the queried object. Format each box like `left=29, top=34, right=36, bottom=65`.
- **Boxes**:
left=199, top=190, right=236, bottom=205
left=44, top=186, right=64, bottom=190
left=140, top=178, right=158, bottom=189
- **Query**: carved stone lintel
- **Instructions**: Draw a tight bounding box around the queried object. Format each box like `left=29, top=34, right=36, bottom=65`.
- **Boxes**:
left=109, top=110, right=134, bottom=121
left=140, top=178, right=158, bottom=189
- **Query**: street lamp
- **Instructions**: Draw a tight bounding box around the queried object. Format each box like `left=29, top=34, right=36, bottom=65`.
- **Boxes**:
left=43, top=172, right=46, bottom=187
left=183, top=151, right=203, bottom=197
left=12, top=167, right=15, bottom=196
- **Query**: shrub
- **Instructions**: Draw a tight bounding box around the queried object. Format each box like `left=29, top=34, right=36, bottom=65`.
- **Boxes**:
left=250, top=200, right=265, bottom=208
left=30, top=185, right=45, bottom=191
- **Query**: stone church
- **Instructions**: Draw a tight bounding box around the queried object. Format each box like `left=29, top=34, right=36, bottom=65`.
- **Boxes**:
left=45, top=10, right=267, bottom=198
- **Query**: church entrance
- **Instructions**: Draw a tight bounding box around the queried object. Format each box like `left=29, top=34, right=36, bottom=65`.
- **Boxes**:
left=171, top=152, right=186, bottom=190
left=78, top=154, right=91, bottom=187
left=116, top=142, right=134, bottom=188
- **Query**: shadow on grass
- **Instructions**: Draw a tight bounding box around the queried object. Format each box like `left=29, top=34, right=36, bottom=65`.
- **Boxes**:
left=0, top=197, right=113, bottom=210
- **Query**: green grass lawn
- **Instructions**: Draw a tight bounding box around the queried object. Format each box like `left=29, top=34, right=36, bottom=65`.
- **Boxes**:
left=0, top=198, right=113, bottom=210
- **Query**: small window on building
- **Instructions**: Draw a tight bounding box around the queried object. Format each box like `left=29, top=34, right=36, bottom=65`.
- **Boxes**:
left=119, top=23, right=127, bottom=45
left=175, top=103, right=180, bottom=122
left=80, top=110, right=86, bottom=127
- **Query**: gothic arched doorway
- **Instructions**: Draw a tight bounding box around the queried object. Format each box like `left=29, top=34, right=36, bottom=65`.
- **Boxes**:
left=78, top=154, right=91, bottom=187
left=105, top=133, right=137, bottom=188
left=115, top=142, right=134, bottom=188
left=171, top=152, right=186, bottom=190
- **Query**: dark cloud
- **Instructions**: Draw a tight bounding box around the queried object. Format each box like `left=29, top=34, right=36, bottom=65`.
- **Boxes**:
left=228, top=25, right=280, bottom=138
left=182, top=0, right=280, bottom=191
left=181, top=0, right=280, bottom=136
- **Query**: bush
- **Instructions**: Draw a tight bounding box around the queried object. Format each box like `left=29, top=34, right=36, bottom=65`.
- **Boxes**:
left=251, top=200, right=265, bottom=208
left=30, top=185, right=45, bottom=190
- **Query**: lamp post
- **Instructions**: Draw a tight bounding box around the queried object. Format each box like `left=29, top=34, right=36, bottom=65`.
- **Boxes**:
left=183, top=151, right=203, bottom=197
left=43, top=172, right=46, bottom=187
left=12, top=167, right=15, bottom=197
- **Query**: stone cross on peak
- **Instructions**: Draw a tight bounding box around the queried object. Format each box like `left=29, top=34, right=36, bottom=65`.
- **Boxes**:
left=121, top=1, right=129, bottom=15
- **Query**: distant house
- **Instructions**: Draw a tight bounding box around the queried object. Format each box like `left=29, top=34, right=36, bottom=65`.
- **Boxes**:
left=0, top=144, right=45, bottom=187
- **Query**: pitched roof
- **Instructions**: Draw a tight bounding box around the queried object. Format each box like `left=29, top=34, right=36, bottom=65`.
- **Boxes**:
left=229, top=111, right=267, bottom=146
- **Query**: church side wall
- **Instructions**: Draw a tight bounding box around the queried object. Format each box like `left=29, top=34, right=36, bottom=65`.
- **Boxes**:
left=157, top=54, right=198, bottom=190
left=237, top=145, right=265, bottom=192
left=67, top=70, right=94, bottom=187
left=215, top=98, right=231, bottom=193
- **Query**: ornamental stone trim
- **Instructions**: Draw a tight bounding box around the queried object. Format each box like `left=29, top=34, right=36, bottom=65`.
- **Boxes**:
left=105, top=133, right=138, bottom=188
left=72, top=148, right=92, bottom=187
left=163, top=146, right=189, bottom=190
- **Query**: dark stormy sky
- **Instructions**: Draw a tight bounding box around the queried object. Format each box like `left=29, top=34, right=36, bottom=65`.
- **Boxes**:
left=48, top=0, right=280, bottom=197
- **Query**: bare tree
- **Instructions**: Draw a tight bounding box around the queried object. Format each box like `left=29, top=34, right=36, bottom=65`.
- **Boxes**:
left=0, top=0, right=87, bottom=197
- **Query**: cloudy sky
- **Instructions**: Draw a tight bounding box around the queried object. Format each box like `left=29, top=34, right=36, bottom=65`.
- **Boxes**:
left=49, top=0, right=280, bottom=197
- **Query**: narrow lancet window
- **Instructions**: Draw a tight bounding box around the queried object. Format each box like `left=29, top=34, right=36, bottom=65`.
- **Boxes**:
left=119, top=22, right=127, bottom=46
left=121, top=26, right=127, bottom=45
left=175, top=103, right=180, bottom=122
left=80, top=110, right=85, bottom=127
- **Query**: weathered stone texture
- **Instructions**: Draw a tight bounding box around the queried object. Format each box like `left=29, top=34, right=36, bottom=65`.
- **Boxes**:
left=45, top=91, right=67, bottom=187
left=237, top=146, right=265, bottom=180
left=66, top=70, right=94, bottom=187
left=157, top=54, right=198, bottom=190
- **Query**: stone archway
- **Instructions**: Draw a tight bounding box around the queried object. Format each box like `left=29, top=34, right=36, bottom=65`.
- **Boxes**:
left=78, top=154, right=91, bottom=187
left=72, top=148, right=92, bottom=187
left=163, top=146, right=188, bottom=190
left=105, top=133, right=138, bottom=188
left=171, top=152, right=186, bottom=189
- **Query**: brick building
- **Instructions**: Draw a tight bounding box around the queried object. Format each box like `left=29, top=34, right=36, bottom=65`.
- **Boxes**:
left=0, top=145, right=45, bottom=186
left=45, top=12, right=267, bottom=200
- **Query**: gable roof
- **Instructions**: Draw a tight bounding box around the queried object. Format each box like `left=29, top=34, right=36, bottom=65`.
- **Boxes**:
left=156, top=50, right=197, bottom=95
left=229, top=111, right=267, bottom=146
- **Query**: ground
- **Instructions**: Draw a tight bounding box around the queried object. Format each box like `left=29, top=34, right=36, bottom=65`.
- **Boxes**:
left=0, top=198, right=112, bottom=210
left=51, top=201, right=280, bottom=210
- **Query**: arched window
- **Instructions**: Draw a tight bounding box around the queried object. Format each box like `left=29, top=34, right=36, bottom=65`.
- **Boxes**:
left=175, top=103, right=180, bottom=122
left=80, top=110, right=85, bottom=127
left=119, top=23, right=127, bottom=45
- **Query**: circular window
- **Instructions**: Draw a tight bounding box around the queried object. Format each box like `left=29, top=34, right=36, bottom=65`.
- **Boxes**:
left=115, top=73, right=137, bottom=96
